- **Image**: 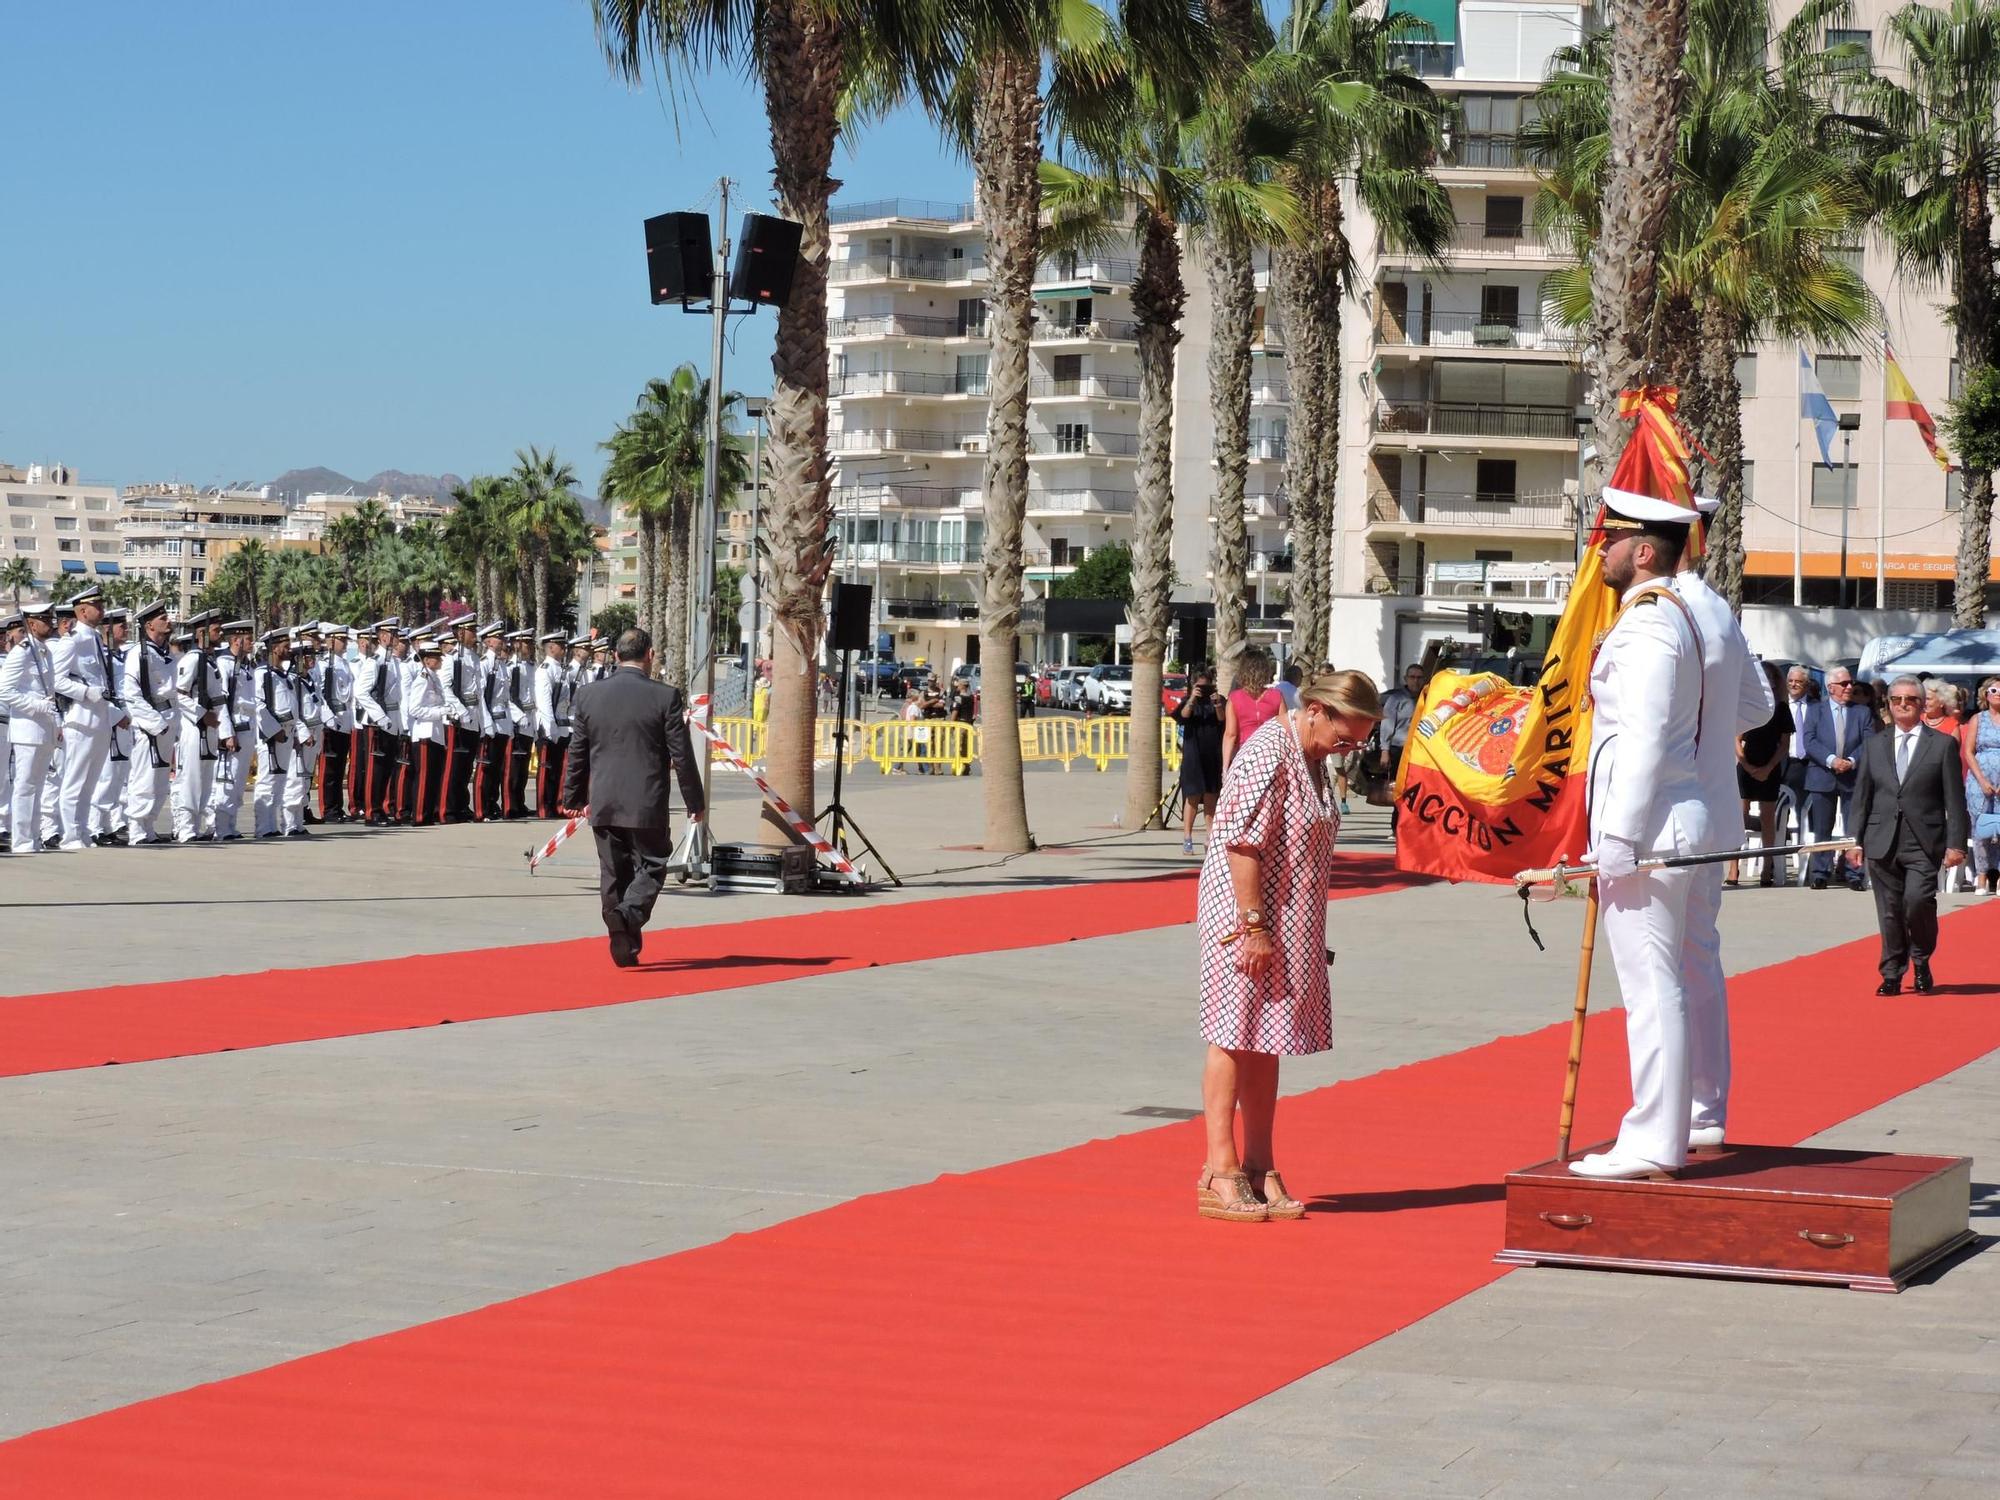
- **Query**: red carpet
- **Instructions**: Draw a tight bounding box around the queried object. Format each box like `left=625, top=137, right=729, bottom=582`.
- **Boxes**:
left=0, top=857, right=1414, bottom=1078
left=2, top=901, right=1995, bottom=1497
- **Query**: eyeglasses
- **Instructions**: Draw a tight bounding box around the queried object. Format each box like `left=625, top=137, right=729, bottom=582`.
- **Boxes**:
left=1887, top=695, right=1923, bottom=705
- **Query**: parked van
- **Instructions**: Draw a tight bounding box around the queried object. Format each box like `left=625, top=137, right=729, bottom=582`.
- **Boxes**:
left=1857, top=629, right=2000, bottom=697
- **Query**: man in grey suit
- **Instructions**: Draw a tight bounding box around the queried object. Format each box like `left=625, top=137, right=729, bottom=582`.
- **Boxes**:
left=559, top=628, right=705, bottom=966
left=1847, top=674, right=1969, bottom=994
left=1805, top=665, right=1876, bottom=889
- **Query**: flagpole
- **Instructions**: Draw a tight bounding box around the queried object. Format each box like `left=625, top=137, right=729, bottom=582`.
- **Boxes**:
left=1793, top=349, right=1804, bottom=606
left=1877, top=333, right=1889, bottom=607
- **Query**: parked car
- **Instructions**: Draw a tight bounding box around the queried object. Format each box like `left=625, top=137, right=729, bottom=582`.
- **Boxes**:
left=1050, top=667, right=1089, bottom=709
left=1082, top=663, right=1134, bottom=711
left=1160, top=673, right=1189, bottom=713
left=888, top=664, right=936, bottom=699
left=854, top=655, right=902, bottom=693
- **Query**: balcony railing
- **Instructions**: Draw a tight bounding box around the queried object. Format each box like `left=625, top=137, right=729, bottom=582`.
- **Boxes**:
left=1440, top=134, right=1528, bottom=170
left=1425, top=560, right=1575, bottom=600
left=1029, top=374, right=1141, bottom=400
left=830, top=198, right=977, bottom=225
left=836, top=484, right=980, bottom=511
left=1374, top=310, right=1581, bottom=353
left=1370, top=489, right=1575, bottom=530
left=828, top=313, right=987, bottom=341
left=1026, top=430, right=1142, bottom=457
left=829, top=254, right=985, bottom=284
left=831, top=370, right=990, bottom=398
left=1375, top=401, right=1576, bottom=439
left=1247, top=436, right=1288, bottom=461
left=1035, top=256, right=1138, bottom=284
left=886, top=597, right=979, bottom=620
left=1382, top=222, right=1560, bottom=260
left=830, top=429, right=984, bottom=454
left=1029, top=488, right=1137, bottom=514
left=838, top=540, right=981, bottom=566
left=1032, top=317, right=1140, bottom=343
left=1249, top=379, right=1292, bottom=403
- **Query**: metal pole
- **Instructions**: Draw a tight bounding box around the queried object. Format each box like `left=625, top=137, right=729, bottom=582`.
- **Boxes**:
left=749, top=407, right=763, bottom=664
left=694, top=176, right=731, bottom=889
left=1839, top=426, right=1851, bottom=612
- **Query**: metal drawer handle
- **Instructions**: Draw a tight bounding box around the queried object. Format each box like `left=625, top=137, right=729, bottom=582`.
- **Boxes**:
left=1798, top=1230, right=1854, bottom=1248
left=1540, top=1211, right=1592, bottom=1229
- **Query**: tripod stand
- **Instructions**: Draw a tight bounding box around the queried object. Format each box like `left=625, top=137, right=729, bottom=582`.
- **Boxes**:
left=815, top=642, right=900, bottom=886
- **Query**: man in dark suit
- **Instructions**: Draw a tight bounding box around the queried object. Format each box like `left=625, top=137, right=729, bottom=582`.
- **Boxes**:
left=1847, top=674, right=1968, bottom=994
left=559, top=628, right=705, bottom=967
left=1805, top=665, right=1876, bottom=889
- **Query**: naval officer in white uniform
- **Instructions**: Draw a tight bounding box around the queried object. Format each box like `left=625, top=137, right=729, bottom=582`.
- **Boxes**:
left=1574, top=488, right=1713, bottom=1180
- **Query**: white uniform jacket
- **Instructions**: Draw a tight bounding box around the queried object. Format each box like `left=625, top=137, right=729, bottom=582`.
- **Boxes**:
left=534, top=659, right=572, bottom=742
left=320, top=652, right=356, bottom=734
left=0, top=638, right=61, bottom=746
left=124, top=640, right=177, bottom=755
left=506, top=658, right=535, bottom=738
left=220, top=651, right=258, bottom=744
left=444, top=647, right=480, bottom=729
left=478, top=651, right=513, bottom=736
left=51, top=623, right=123, bottom=735
left=1674, top=570, right=1776, bottom=847
left=253, top=664, right=300, bottom=744
left=351, top=652, right=390, bottom=731
left=405, top=665, right=451, bottom=744
left=174, top=644, right=226, bottom=746
left=1587, top=580, right=1711, bottom=857
left=292, top=666, right=322, bottom=746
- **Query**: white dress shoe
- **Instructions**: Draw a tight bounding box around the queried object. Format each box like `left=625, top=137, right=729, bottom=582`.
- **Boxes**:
left=1688, top=1125, right=1726, bottom=1149
left=1567, top=1152, right=1676, bottom=1181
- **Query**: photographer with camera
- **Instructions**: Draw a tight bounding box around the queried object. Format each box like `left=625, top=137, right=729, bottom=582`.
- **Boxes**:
left=1176, top=666, right=1225, bottom=855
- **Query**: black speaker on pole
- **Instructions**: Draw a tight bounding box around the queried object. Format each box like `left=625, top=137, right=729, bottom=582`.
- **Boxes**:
left=1181, top=615, right=1209, bottom=671
left=830, top=582, right=872, bottom=652
left=644, top=212, right=712, bottom=305
left=728, top=214, right=803, bottom=308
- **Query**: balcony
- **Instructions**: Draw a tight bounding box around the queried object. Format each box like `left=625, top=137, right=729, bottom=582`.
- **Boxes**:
left=1248, top=436, right=1288, bottom=462
left=1032, top=317, right=1140, bottom=344
left=1249, top=378, right=1292, bottom=404
left=1378, top=222, right=1567, bottom=266
left=1439, top=134, right=1533, bottom=171
left=828, top=313, right=986, bottom=341
left=828, top=253, right=985, bottom=286
left=831, top=198, right=977, bottom=225
left=1026, top=430, right=1141, bottom=458
left=1375, top=310, right=1580, bottom=355
left=1374, top=401, right=1577, bottom=441
left=1035, top=256, right=1138, bottom=285
left=830, top=429, right=985, bottom=456
left=839, top=540, right=981, bottom=566
left=835, top=484, right=980, bottom=511
left=831, top=370, right=989, bottom=399
left=885, top=597, right=979, bottom=620
left=1029, top=374, right=1140, bottom=401
left=1245, top=490, right=1290, bottom=521
left=1028, top=488, right=1136, bottom=515
left=1424, top=560, right=1575, bottom=600
left=1367, top=489, right=1576, bottom=534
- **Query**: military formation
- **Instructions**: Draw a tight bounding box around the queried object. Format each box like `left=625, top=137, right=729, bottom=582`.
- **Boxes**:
left=1, top=587, right=615, bottom=852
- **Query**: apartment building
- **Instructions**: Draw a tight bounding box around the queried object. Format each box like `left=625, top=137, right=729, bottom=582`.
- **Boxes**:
left=278, top=491, right=450, bottom=545
left=119, top=485, right=286, bottom=616
left=1, top=463, right=125, bottom=603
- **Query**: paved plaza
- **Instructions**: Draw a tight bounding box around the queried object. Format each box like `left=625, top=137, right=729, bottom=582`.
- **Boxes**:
left=2, top=767, right=1996, bottom=1496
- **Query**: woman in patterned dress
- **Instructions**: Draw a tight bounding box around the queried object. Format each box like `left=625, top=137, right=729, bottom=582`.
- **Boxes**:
left=1194, top=669, right=1383, bottom=1222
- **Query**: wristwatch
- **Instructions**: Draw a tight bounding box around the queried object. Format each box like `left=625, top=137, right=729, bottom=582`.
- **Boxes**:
left=1241, top=908, right=1267, bottom=931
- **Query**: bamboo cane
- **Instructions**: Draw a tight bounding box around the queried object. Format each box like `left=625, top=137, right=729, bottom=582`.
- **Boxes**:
left=1557, top=885, right=1600, bottom=1162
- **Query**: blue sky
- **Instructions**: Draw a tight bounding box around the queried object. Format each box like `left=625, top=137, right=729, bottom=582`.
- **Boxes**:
left=2, top=2, right=957, bottom=492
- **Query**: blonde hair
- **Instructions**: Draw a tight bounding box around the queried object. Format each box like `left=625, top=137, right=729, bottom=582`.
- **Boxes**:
left=1234, top=647, right=1274, bottom=695
left=1298, top=668, right=1383, bottom=722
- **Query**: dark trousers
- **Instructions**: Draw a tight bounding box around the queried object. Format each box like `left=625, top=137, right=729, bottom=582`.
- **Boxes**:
left=1867, top=823, right=1941, bottom=981
left=476, top=733, right=508, bottom=819
left=364, top=728, right=402, bottom=819
left=535, top=738, right=568, bottom=818
left=319, top=728, right=351, bottom=818
left=444, top=724, right=476, bottom=820
left=1809, top=781, right=1864, bottom=885
left=593, top=824, right=672, bottom=937
left=507, top=735, right=532, bottom=816
left=410, top=736, right=446, bottom=826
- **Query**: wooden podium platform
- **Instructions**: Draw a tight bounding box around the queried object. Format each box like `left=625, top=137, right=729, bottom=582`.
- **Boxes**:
left=1497, top=1143, right=1975, bottom=1293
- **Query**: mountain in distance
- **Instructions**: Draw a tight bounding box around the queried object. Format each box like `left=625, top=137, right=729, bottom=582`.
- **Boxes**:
left=264, top=466, right=606, bottom=524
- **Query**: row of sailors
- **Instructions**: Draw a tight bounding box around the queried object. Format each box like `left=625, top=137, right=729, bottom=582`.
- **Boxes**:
left=1, top=595, right=619, bottom=852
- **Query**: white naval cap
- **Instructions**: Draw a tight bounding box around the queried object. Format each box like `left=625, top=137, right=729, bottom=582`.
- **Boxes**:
left=1692, top=494, right=1720, bottom=515
left=478, top=620, right=506, bottom=639
left=1600, top=486, right=1701, bottom=529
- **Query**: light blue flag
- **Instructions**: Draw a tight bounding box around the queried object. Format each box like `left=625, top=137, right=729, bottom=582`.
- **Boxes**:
left=1798, top=349, right=1837, bottom=467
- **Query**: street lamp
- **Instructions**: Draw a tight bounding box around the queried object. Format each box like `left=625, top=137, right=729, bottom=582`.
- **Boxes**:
left=1837, top=410, right=1861, bottom=609
left=744, top=395, right=768, bottom=666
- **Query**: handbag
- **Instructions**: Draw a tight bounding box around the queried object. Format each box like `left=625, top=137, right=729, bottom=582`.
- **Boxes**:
left=1975, top=810, right=2000, bottom=842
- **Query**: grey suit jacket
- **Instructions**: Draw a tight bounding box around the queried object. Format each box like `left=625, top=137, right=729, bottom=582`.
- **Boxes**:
left=1850, top=724, right=1968, bottom=866
left=559, top=666, right=705, bottom=828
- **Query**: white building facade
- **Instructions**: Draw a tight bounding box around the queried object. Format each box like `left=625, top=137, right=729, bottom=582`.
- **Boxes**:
left=1, top=463, right=125, bottom=603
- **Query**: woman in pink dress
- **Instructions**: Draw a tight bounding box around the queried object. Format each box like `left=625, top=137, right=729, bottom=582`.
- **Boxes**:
left=1221, top=648, right=1284, bottom=777
left=1195, top=669, right=1384, bottom=1222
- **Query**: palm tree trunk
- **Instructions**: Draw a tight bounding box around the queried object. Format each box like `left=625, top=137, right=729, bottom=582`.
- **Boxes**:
left=1694, top=301, right=1747, bottom=612
left=753, top=0, right=842, bottom=845
left=533, top=552, right=549, bottom=642
left=1585, top=0, right=1689, bottom=483
left=515, top=562, right=532, bottom=629
left=652, top=516, right=673, bottom=673
left=1205, top=227, right=1255, bottom=693
left=1123, top=209, right=1186, bottom=832
left=972, top=44, right=1042, bottom=855
left=636, top=510, right=658, bottom=656
left=664, top=494, right=692, bottom=689
left=1952, top=196, right=1997, bottom=628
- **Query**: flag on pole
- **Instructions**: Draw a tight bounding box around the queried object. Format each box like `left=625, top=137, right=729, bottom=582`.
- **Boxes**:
left=1797, top=348, right=1838, bottom=466
left=1883, top=343, right=1952, bottom=471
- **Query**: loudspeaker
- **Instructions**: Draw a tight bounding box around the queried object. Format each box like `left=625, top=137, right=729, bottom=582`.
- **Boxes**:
left=645, top=212, right=712, bottom=305
left=728, top=214, right=803, bottom=308
left=1181, top=616, right=1209, bottom=671
left=829, top=582, right=872, bottom=652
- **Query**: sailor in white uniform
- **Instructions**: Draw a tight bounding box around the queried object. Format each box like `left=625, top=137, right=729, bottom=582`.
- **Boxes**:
left=49, top=585, right=128, bottom=850
left=1, top=604, right=62, bottom=855
left=534, top=631, right=574, bottom=818
left=0, top=611, right=17, bottom=850
left=210, top=619, right=259, bottom=840
left=285, top=629, right=323, bottom=836
left=91, top=607, right=134, bottom=844
left=1673, top=496, right=1777, bottom=1149
left=122, top=601, right=179, bottom=843
left=252, top=631, right=301, bottom=838
left=1575, top=488, right=1713, bottom=1180
left=172, top=612, right=225, bottom=842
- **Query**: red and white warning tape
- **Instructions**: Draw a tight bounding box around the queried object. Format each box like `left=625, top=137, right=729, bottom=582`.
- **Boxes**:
left=527, top=807, right=590, bottom=874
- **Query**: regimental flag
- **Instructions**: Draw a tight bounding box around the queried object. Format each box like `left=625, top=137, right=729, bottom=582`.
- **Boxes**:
left=1798, top=348, right=1838, bottom=467
left=1884, top=343, right=1952, bottom=472
left=1391, top=387, right=1694, bottom=884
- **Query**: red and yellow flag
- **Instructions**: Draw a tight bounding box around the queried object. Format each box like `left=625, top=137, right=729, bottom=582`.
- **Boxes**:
left=1884, top=343, right=1951, bottom=472
left=1390, top=388, right=1693, bottom=884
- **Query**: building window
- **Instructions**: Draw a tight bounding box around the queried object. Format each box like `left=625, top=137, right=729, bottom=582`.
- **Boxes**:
left=1474, top=458, right=1518, bottom=499
left=956, top=297, right=988, bottom=336
left=7, top=515, right=31, bottom=529
left=1479, top=284, right=1521, bottom=328
left=956, top=353, right=990, bottom=395
left=1816, top=354, right=1861, bottom=400
left=1810, top=463, right=1858, bottom=509
left=57, top=538, right=80, bottom=553
left=1740, top=460, right=1754, bottom=501
left=10, top=537, right=31, bottom=551
left=52, top=516, right=77, bottom=531
left=1883, top=579, right=1946, bottom=611
left=1946, top=470, right=1963, bottom=511
left=1950, top=359, right=1962, bottom=400
left=1473, top=549, right=1514, bottom=563
left=1054, top=422, right=1090, bottom=454
left=1734, top=352, right=1757, bottom=396
left=92, top=541, right=117, bottom=554
left=1826, top=27, right=1871, bottom=65
left=189, top=570, right=205, bottom=586
left=1484, top=196, right=1525, bottom=240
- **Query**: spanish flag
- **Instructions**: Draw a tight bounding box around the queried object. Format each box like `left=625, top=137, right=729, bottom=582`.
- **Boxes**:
left=1391, top=388, right=1693, bottom=884
left=1884, top=343, right=1951, bottom=472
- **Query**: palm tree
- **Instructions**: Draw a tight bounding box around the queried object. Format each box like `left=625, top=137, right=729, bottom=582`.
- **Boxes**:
left=0, top=556, right=36, bottom=607
left=1850, top=0, right=2000, bottom=626
left=444, top=477, right=510, bottom=625
left=507, top=446, right=582, bottom=641
left=1265, top=0, right=1451, bottom=659
left=232, top=539, right=270, bottom=629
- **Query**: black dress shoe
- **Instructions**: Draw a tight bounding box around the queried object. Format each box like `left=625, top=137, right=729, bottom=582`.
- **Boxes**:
left=608, top=928, right=638, bottom=967
left=40, top=838, right=61, bottom=851
left=1809, top=876, right=1828, bottom=890
left=1875, top=979, right=1902, bottom=996
left=1912, top=961, right=1935, bottom=994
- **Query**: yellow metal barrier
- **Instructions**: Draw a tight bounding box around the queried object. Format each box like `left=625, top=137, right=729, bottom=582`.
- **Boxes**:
left=866, top=719, right=977, bottom=776
left=1162, top=715, right=1182, bottom=772
left=1079, top=715, right=1130, bottom=771
left=1017, top=717, right=1079, bottom=770
left=707, top=715, right=767, bottom=764
left=814, top=717, right=870, bottom=768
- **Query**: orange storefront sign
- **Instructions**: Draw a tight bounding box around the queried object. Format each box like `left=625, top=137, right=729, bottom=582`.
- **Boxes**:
left=1745, top=549, right=2000, bottom=582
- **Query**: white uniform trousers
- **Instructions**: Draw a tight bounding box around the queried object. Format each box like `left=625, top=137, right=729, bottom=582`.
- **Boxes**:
left=172, top=721, right=216, bottom=842
left=252, top=738, right=295, bottom=836
left=209, top=739, right=252, bottom=837
left=1600, top=862, right=1696, bottom=1170
left=55, top=721, right=111, bottom=848
left=0, top=739, right=10, bottom=839
left=283, top=740, right=313, bottom=831
left=41, top=738, right=63, bottom=842
left=93, top=732, right=130, bottom=836
left=8, top=740, right=56, bottom=856
left=1679, top=863, right=1730, bottom=1133
left=126, top=735, right=172, bottom=842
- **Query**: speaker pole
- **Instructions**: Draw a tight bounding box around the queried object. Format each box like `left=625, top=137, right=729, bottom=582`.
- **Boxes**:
left=693, top=176, right=731, bottom=891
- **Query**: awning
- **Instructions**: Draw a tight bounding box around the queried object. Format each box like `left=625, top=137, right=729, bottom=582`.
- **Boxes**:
left=1392, top=0, right=1458, bottom=44
left=94, top=561, right=122, bottom=575
left=60, top=559, right=87, bottom=573
left=1032, top=285, right=1111, bottom=300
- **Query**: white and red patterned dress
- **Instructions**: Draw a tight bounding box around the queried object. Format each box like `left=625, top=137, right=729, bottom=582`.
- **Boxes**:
left=1196, top=715, right=1340, bottom=1055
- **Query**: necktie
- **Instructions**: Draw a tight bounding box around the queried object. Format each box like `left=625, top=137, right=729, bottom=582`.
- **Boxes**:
left=1897, top=732, right=1914, bottom=782
left=1834, top=707, right=1846, bottom=757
